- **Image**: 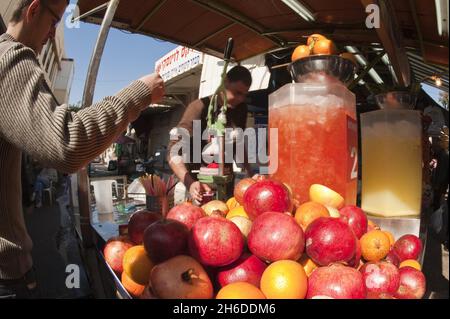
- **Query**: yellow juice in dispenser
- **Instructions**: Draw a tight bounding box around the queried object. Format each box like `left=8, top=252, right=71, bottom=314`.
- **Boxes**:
left=361, top=109, right=423, bottom=217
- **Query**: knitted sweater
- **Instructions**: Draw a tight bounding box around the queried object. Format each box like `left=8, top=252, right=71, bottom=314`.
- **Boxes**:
left=0, top=33, right=152, bottom=280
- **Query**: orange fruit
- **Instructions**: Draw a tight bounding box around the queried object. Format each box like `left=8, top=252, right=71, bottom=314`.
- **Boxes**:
left=383, top=231, right=395, bottom=248
left=309, top=184, right=345, bottom=209
left=298, top=255, right=318, bottom=277
left=294, top=201, right=329, bottom=230
left=360, top=230, right=391, bottom=262
left=260, top=260, right=308, bottom=299
left=122, top=245, right=154, bottom=285
left=399, top=259, right=421, bottom=271
left=226, top=197, right=240, bottom=210
left=367, top=219, right=380, bottom=232
left=226, top=206, right=250, bottom=220
left=312, top=39, right=338, bottom=55
left=291, top=45, right=310, bottom=62
left=121, top=271, right=146, bottom=297
left=307, top=34, right=328, bottom=46
left=216, top=282, right=266, bottom=299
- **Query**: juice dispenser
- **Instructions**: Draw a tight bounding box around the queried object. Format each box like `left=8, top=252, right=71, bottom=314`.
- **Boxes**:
left=268, top=55, right=358, bottom=206
left=361, top=92, right=423, bottom=218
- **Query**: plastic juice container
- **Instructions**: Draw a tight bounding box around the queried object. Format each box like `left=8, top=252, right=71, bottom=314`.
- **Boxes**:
left=268, top=82, right=357, bottom=206
left=361, top=109, right=423, bottom=217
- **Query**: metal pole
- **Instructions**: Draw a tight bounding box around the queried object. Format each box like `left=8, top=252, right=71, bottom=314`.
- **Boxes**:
left=78, top=0, right=121, bottom=247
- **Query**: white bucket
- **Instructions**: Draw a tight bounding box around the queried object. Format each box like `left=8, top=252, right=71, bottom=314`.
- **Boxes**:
left=91, top=180, right=117, bottom=214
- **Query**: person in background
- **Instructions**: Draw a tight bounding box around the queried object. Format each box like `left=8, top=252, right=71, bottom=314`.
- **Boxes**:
left=0, top=0, right=165, bottom=298
left=33, top=167, right=58, bottom=208
left=168, top=66, right=253, bottom=203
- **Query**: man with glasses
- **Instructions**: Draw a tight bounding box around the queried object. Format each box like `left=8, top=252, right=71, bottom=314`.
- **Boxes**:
left=0, top=0, right=165, bottom=298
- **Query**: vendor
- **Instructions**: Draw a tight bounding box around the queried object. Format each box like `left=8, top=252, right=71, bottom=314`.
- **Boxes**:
left=168, top=66, right=253, bottom=203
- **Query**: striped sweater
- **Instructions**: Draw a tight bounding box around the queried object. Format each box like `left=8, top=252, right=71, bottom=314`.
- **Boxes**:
left=0, top=33, right=152, bottom=280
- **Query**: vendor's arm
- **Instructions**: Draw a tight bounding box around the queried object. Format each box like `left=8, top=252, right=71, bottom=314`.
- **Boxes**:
left=168, top=99, right=211, bottom=202
left=0, top=43, right=164, bottom=174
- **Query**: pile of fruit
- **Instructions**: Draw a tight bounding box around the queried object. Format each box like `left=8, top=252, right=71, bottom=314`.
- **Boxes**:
left=104, top=176, right=426, bottom=299
left=291, top=33, right=357, bottom=64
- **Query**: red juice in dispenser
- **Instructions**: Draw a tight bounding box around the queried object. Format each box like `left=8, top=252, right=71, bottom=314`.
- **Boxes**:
left=269, top=82, right=357, bottom=206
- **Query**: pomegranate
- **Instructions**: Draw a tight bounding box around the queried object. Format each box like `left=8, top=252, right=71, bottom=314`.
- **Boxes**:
left=127, top=210, right=162, bottom=245
left=166, top=203, right=205, bottom=230
left=393, top=234, right=423, bottom=262
left=201, top=200, right=229, bottom=217
left=348, top=239, right=362, bottom=268
left=103, top=236, right=133, bottom=274
left=394, top=266, right=426, bottom=299
left=150, top=255, right=213, bottom=299
left=216, top=253, right=267, bottom=288
left=243, top=180, right=293, bottom=220
left=234, top=178, right=256, bottom=205
left=189, top=216, right=244, bottom=267
left=143, top=219, right=189, bottom=263
left=305, top=217, right=358, bottom=266
left=339, top=205, right=368, bottom=239
left=360, top=261, right=400, bottom=299
left=248, top=212, right=304, bottom=262
left=307, top=264, right=366, bottom=299
left=385, top=250, right=401, bottom=267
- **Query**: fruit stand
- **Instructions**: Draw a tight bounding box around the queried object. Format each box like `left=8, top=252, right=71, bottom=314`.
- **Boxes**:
left=73, top=0, right=448, bottom=299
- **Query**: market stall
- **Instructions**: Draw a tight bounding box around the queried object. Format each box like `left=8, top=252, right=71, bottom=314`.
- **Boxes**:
left=73, top=0, right=448, bottom=299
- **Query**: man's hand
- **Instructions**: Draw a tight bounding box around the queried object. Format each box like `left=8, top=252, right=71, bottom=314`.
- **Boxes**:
left=139, top=73, right=165, bottom=104
left=189, top=181, right=212, bottom=203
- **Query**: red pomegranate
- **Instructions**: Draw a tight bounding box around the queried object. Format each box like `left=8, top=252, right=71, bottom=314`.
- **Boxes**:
left=189, top=216, right=244, bottom=267
left=166, top=202, right=205, bottom=230
left=348, top=239, right=362, bottom=268
left=305, top=217, right=358, bottom=266
left=360, top=261, right=400, bottom=299
left=394, top=266, right=426, bottom=299
left=234, top=178, right=256, bottom=205
left=385, top=250, right=401, bottom=267
left=127, top=210, right=162, bottom=244
left=248, top=211, right=304, bottom=262
left=143, top=219, right=189, bottom=263
left=243, top=180, right=293, bottom=220
left=216, top=253, right=267, bottom=288
left=339, top=205, right=368, bottom=239
left=393, top=234, right=423, bottom=262
left=307, top=263, right=366, bottom=299
left=103, top=236, right=134, bottom=274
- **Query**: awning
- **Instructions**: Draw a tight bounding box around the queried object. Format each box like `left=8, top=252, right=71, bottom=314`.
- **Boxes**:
left=75, top=0, right=448, bottom=67
left=407, top=51, right=449, bottom=91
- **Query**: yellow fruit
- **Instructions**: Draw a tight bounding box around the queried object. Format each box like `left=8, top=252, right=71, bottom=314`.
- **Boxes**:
left=295, top=201, right=330, bottom=230
left=122, top=245, right=154, bottom=286
left=309, top=184, right=345, bottom=209
left=226, top=197, right=240, bottom=210
left=291, top=45, right=310, bottom=61
left=216, top=282, right=266, bottom=299
left=260, top=260, right=307, bottom=299
left=399, top=259, right=421, bottom=271
left=360, top=230, right=391, bottom=262
left=226, top=206, right=250, bottom=219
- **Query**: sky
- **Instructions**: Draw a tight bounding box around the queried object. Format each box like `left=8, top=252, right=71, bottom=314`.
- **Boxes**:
left=64, top=1, right=176, bottom=106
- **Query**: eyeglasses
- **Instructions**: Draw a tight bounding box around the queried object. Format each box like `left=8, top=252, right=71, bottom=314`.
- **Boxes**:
left=40, top=1, right=62, bottom=28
